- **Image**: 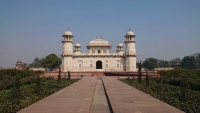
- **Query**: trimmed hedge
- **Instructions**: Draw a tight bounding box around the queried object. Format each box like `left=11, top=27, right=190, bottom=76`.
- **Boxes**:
left=157, top=69, right=200, bottom=91
left=120, top=78, right=200, bottom=113
left=0, top=69, right=79, bottom=113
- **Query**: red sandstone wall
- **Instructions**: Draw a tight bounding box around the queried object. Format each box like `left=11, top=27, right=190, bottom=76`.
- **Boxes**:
left=41, top=71, right=158, bottom=79
left=42, top=71, right=105, bottom=78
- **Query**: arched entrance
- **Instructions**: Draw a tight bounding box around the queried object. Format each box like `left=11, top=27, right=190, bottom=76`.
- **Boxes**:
left=96, top=61, right=102, bottom=69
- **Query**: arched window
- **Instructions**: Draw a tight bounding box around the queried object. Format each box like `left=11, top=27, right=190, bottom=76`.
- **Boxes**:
left=92, top=50, right=95, bottom=53
left=106, top=60, right=108, bottom=68
left=106, top=64, right=108, bottom=68
left=116, top=60, right=120, bottom=69
left=98, top=50, right=101, bottom=53
left=78, top=60, right=83, bottom=69
left=90, top=60, right=93, bottom=68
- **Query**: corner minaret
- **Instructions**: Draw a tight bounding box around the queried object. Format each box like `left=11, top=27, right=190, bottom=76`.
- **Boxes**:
left=61, top=29, right=74, bottom=71
left=124, top=28, right=137, bottom=71
left=116, top=42, right=124, bottom=55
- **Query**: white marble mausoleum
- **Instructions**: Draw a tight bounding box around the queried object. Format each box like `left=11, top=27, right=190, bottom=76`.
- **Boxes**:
left=61, top=29, right=137, bottom=72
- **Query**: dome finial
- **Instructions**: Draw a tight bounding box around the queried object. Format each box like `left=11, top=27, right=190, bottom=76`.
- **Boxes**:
left=75, top=42, right=81, bottom=47
left=96, top=36, right=97, bottom=39
left=101, top=35, right=102, bottom=39
left=125, top=29, right=134, bottom=36
left=68, top=28, right=69, bottom=30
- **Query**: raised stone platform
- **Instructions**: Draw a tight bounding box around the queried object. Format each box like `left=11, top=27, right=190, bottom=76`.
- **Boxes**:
left=43, top=71, right=105, bottom=79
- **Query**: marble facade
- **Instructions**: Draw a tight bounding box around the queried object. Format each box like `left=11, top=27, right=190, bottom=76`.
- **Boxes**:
left=61, top=29, right=137, bottom=72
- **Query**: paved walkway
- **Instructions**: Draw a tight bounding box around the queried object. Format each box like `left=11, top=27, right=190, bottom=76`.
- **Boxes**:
left=18, top=77, right=97, bottom=113
left=102, top=77, right=184, bottom=113
left=18, top=77, right=184, bottom=113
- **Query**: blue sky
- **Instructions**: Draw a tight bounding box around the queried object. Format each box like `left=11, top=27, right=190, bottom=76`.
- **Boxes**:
left=0, top=0, right=199, bottom=68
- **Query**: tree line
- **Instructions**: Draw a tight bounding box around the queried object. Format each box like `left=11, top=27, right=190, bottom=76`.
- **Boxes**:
left=139, top=53, right=200, bottom=70
left=28, top=53, right=61, bottom=70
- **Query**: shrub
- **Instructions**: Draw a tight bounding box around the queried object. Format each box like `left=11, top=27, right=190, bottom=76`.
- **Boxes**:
left=11, top=75, right=21, bottom=98
left=68, top=71, right=71, bottom=80
left=57, top=66, right=61, bottom=82
left=35, top=75, right=41, bottom=93
left=145, top=71, right=149, bottom=86
left=138, top=61, right=142, bottom=83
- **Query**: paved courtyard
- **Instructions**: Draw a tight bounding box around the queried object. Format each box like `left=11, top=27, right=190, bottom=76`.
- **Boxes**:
left=18, top=77, right=184, bottom=113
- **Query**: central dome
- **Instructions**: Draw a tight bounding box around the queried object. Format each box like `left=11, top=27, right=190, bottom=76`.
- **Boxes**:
left=89, top=38, right=109, bottom=45
left=87, top=38, right=112, bottom=49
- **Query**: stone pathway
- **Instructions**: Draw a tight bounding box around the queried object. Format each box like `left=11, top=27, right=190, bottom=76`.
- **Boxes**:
left=18, top=77, right=97, bottom=113
left=18, top=77, right=184, bottom=113
left=102, top=77, right=184, bottom=113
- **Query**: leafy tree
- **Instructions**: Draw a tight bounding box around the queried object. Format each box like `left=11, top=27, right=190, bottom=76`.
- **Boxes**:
left=157, top=60, right=170, bottom=67
left=181, top=56, right=196, bottom=69
left=23, top=63, right=27, bottom=66
left=29, top=57, right=43, bottom=68
left=138, top=61, right=142, bottom=83
left=34, top=57, right=40, bottom=63
left=164, top=60, right=170, bottom=67
left=195, top=54, right=200, bottom=68
left=142, top=58, right=157, bottom=70
left=41, top=54, right=61, bottom=69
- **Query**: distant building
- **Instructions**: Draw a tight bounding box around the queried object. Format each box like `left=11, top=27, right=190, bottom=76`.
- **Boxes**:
left=171, top=61, right=181, bottom=68
left=15, top=60, right=25, bottom=70
left=155, top=67, right=174, bottom=71
left=61, top=29, right=137, bottom=72
left=30, top=67, right=45, bottom=71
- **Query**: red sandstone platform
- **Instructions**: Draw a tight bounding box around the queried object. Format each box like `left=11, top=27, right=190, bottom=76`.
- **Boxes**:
left=102, top=77, right=184, bottom=113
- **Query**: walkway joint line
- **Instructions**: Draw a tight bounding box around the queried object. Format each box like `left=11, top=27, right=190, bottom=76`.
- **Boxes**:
left=89, top=78, right=97, bottom=113
left=101, top=78, right=114, bottom=113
